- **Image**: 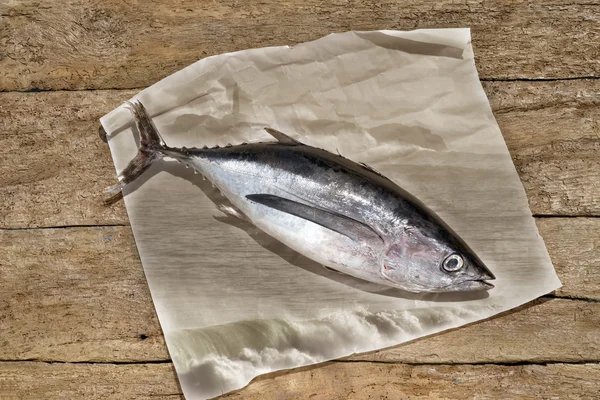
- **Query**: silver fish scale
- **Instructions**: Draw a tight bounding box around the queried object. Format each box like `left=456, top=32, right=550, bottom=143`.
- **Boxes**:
left=182, top=143, right=412, bottom=241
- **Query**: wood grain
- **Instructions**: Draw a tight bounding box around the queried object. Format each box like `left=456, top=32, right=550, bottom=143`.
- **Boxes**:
left=220, top=362, right=600, bottom=400
left=536, top=218, right=600, bottom=301
left=0, top=90, right=133, bottom=228
left=1, top=223, right=597, bottom=363
left=0, top=362, right=182, bottom=400
left=1, top=1, right=599, bottom=91
left=485, top=80, right=600, bottom=217
left=2, top=80, right=599, bottom=229
left=348, top=297, right=600, bottom=364
left=1, top=361, right=598, bottom=400
left=0, top=226, right=169, bottom=363
left=2, top=0, right=598, bottom=397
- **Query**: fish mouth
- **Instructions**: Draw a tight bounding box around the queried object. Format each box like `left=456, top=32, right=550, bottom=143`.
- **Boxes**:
left=445, top=279, right=495, bottom=292
left=381, top=270, right=495, bottom=293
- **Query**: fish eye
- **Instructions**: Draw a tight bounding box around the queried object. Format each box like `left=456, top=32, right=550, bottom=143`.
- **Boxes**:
left=442, top=254, right=464, bottom=272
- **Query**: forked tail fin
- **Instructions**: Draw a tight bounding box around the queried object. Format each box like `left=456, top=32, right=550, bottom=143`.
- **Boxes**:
left=104, top=100, right=167, bottom=195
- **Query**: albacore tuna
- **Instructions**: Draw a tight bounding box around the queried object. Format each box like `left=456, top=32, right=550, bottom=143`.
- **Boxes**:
left=106, top=100, right=495, bottom=293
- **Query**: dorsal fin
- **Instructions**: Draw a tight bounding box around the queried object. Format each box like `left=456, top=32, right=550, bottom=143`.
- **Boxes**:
left=264, top=128, right=301, bottom=145
left=359, top=162, right=393, bottom=182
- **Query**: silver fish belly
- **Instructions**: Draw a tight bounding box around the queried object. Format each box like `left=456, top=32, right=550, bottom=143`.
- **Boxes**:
left=105, top=100, right=495, bottom=293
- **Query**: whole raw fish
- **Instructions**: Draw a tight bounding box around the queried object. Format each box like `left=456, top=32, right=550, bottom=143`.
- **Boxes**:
left=106, top=100, right=495, bottom=293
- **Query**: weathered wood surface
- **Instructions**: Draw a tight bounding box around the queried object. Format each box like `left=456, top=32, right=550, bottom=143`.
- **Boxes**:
left=0, top=362, right=183, bottom=400
left=534, top=218, right=600, bottom=301
left=1, top=361, right=599, bottom=400
left=1, top=221, right=598, bottom=363
left=2, top=80, right=600, bottom=230
left=484, top=80, right=600, bottom=217
left=1, top=0, right=599, bottom=91
left=2, top=0, right=599, bottom=398
left=1, top=91, right=132, bottom=228
left=220, top=362, right=600, bottom=400
left=0, top=226, right=169, bottom=363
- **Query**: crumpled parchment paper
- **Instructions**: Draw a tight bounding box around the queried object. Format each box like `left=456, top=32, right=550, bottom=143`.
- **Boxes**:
left=100, top=28, right=561, bottom=399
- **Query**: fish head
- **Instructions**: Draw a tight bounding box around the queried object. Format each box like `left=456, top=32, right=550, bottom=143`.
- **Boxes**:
left=380, top=223, right=495, bottom=293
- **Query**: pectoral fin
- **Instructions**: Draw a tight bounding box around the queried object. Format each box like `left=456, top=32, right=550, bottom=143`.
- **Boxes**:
left=217, top=203, right=250, bottom=222
left=323, top=265, right=345, bottom=274
left=246, top=194, right=383, bottom=244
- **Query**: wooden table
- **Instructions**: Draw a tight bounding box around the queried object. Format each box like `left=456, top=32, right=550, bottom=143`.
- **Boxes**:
left=1, top=1, right=599, bottom=398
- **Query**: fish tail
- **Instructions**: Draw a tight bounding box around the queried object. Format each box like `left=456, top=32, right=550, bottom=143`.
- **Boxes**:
left=104, top=100, right=167, bottom=195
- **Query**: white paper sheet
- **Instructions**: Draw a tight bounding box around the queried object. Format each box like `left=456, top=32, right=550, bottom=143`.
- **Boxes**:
left=100, top=29, right=561, bottom=399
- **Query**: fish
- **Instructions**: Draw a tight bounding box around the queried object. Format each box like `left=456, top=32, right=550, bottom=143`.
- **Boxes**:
left=105, top=100, right=495, bottom=293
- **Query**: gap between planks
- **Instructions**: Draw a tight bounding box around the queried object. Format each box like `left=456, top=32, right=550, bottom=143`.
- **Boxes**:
left=0, top=76, right=599, bottom=94
left=9, top=216, right=600, bottom=231
left=0, top=359, right=597, bottom=367
left=0, top=223, right=130, bottom=231
left=533, top=215, right=600, bottom=219
left=543, top=294, right=600, bottom=303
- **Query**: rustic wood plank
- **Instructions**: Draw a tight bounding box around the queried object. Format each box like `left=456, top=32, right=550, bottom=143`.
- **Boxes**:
left=0, top=362, right=182, bottom=400
left=2, top=80, right=599, bottom=229
left=485, top=80, right=600, bottom=216
left=1, top=222, right=598, bottom=363
left=1, top=1, right=599, bottom=91
left=1, top=361, right=598, bottom=400
left=0, top=90, right=133, bottom=228
left=349, top=298, right=600, bottom=364
left=536, top=218, right=600, bottom=301
left=0, top=226, right=170, bottom=363
left=220, top=362, right=600, bottom=400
